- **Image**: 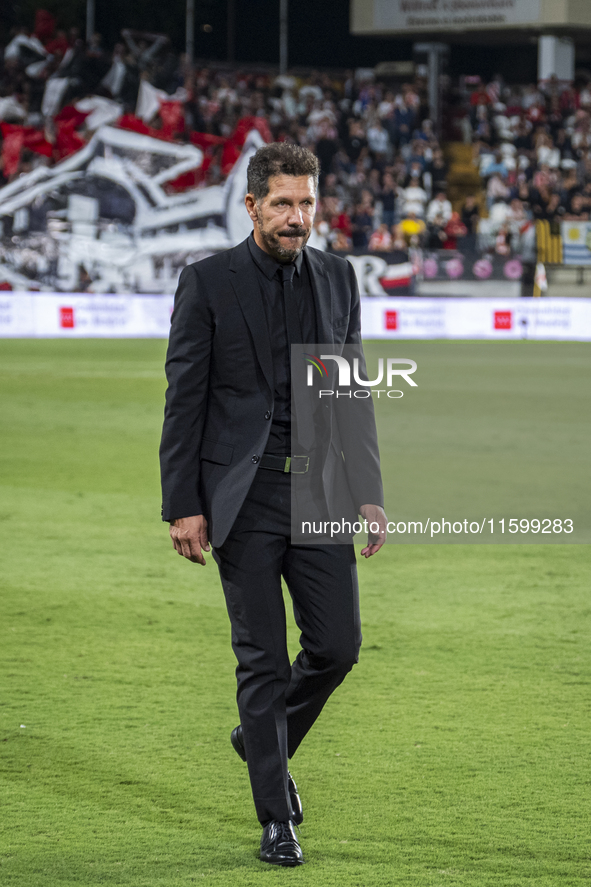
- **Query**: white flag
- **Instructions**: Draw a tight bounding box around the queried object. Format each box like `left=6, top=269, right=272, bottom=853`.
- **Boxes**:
left=534, top=261, right=548, bottom=292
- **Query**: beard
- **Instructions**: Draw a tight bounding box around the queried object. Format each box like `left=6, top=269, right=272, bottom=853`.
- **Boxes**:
left=255, top=213, right=311, bottom=262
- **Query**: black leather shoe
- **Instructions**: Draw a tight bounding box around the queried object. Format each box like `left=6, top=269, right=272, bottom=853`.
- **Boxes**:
left=230, top=725, right=303, bottom=825
left=260, top=820, right=304, bottom=866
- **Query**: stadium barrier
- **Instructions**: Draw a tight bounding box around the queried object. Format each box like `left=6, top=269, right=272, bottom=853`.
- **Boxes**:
left=1, top=292, right=590, bottom=340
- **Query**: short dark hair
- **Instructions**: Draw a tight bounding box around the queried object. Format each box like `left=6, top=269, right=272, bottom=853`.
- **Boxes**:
left=247, top=143, right=320, bottom=201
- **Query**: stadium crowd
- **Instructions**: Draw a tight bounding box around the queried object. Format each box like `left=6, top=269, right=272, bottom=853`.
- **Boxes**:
left=2, top=11, right=591, bottom=259
left=463, top=73, right=591, bottom=258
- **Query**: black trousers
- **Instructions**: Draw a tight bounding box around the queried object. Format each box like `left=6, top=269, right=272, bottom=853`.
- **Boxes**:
left=213, top=468, right=361, bottom=825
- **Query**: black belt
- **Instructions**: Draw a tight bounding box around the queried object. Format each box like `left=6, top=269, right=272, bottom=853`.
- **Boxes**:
left=259, top=453, right=310, bottom=474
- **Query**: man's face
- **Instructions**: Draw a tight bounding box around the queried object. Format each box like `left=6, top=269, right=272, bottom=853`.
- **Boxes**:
left=245, top=174, right=316, bottom=263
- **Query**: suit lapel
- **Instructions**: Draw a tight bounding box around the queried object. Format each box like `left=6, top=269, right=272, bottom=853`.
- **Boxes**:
left=305, top=248, right=333, bottom=344
left=228, top=240, right=333, bottom=393
left=229, top=239, right=274, bottom=395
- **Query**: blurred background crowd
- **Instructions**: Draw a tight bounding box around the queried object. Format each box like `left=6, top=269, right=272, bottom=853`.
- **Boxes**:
left=3, top=9, right=591, bottom=262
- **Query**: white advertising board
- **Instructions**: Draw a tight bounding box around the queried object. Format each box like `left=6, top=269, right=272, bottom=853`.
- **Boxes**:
left=1, top=293, right=591, bottom=340
left=0, top=293, right=174, bottom=338
left=372, top=0, right=540, bottom=32
left=361, top=297, right=591, bottom=339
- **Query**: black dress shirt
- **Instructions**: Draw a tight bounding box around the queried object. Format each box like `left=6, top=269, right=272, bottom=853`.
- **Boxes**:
left=247, top=233, right=317, bottom=454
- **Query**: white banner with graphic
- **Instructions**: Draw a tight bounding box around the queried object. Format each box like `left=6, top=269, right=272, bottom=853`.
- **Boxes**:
left=1, top=293, right=590, bottom=340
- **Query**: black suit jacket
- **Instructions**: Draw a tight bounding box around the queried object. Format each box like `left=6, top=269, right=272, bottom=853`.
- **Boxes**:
left=160, top=237, right=383, bottom=548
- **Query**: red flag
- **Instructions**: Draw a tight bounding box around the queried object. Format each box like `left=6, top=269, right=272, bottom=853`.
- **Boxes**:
left=189, top=131, right=226, bottom=150
left=159, top=101, right=185, bottom=139
left=54, top=118, right=86, bottom=161
left=165, top=156, right=212, bottom=193
left=1, top=129, right=25, bottom=177
left=1, top=123, right=53, bottom=175
left=230, top=116, right=272, bottom=149
left=117, top=114, right=152, bottom=135
left=221, top=140, right=241, bottom=176
left=55, top=105, right=90, bottom=129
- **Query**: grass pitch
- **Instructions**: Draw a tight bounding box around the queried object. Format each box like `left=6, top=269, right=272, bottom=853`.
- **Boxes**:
left=0, top=339, right=590, bottom=886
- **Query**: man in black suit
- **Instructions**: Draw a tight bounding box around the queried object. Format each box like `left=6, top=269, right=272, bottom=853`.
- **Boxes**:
left=160, top=143, right=386, bottom=866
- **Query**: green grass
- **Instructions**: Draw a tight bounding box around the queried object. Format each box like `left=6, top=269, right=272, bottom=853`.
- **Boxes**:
left=366, top=340, right=591, bottom=543
left=0, top=339, right=590, bottom=886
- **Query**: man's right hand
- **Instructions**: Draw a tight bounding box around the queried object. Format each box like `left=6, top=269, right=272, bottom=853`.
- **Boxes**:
left=169, top=515, right=210, bottom=565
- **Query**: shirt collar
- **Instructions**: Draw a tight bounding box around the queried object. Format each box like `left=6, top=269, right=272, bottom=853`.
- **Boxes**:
left=248, top=231, right=304, bottom=279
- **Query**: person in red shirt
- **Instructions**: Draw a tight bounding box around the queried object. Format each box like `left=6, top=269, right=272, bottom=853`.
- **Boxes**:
left=329, top=208, right=352, bottom=240
left=443, top=212, right=467, bottom=250
left=470, top=87, right=491, bottom=108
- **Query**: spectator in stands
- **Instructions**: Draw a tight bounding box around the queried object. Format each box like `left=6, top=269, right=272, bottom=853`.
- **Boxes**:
left=536, top=131, right=560, bottom=168
left=368, top=222, right=393, bottom=252
left=494, top=224, right=511, bottom=255
left=330, top=229, right=352, bottom=252
left=487, top=173, right=510, bottom=210
left=428, top=147, right=448, bottom=193
left=121, top=29, right=168, bottom=72
left=460, top=195, right=480, bottom=251
left=366, top=117, right=390, bottom=161
left=344, top=119, right=368, bottom=165
left=563, top=193, right=589, bottom=220
left=559, top=163, right=578, bottom=202
left=529, top=178, right=561, bottom=221
left=406, top=139, right=428, bottom=173
left=483, top=149, right=509, bottom=179
left=401, top=173, right=428, bottom=217
left=320, top=172, right=346, bottom=202
left=426, top=213, right=448, bottom=249
left=513, top=120, right=533, bottom=152
left=380, top=172, right=397, bottom=228
left=470, top=83, right=492, bottom=111
left=327, top=201, right=353, bottom=241
left=397, top=210, right=426, bottom=246
left=413, top=117, right=436, bottom=146
left=443, top=212, right=467, bottom=250
left=426, top=190, right=452, bottom=224
left=393, top=94, right=415, bottom=147
left=314, top=119, right=339, bottom=182
left=366, top=168, right=382, bottom=203
left=404, top=160, right=427, bottom=188
left=312, top=215, right=330, bottom=250
left=351, top=202, right=374, bottom=248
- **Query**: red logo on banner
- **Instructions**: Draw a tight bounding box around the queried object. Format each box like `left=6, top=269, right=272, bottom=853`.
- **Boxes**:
left=60, top=307, right=75, bottom=328
left=385, top=310, right=398, bottom=330
left=493, top=310, right=512, bottom=330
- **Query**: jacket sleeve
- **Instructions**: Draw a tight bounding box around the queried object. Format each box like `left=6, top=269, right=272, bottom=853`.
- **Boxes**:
left=334, top=260, right=384, bottom=511
left=159, top=264, right=214, bottom=521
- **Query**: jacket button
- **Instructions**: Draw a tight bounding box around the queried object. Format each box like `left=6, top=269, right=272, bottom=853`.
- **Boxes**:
left=264, top=411, right=271, bottom=420
left=251, top=454, right=260, bottom=464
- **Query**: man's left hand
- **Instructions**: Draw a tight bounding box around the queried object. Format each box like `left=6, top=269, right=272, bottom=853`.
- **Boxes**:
left=359, top=504, right=387, bottom=558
